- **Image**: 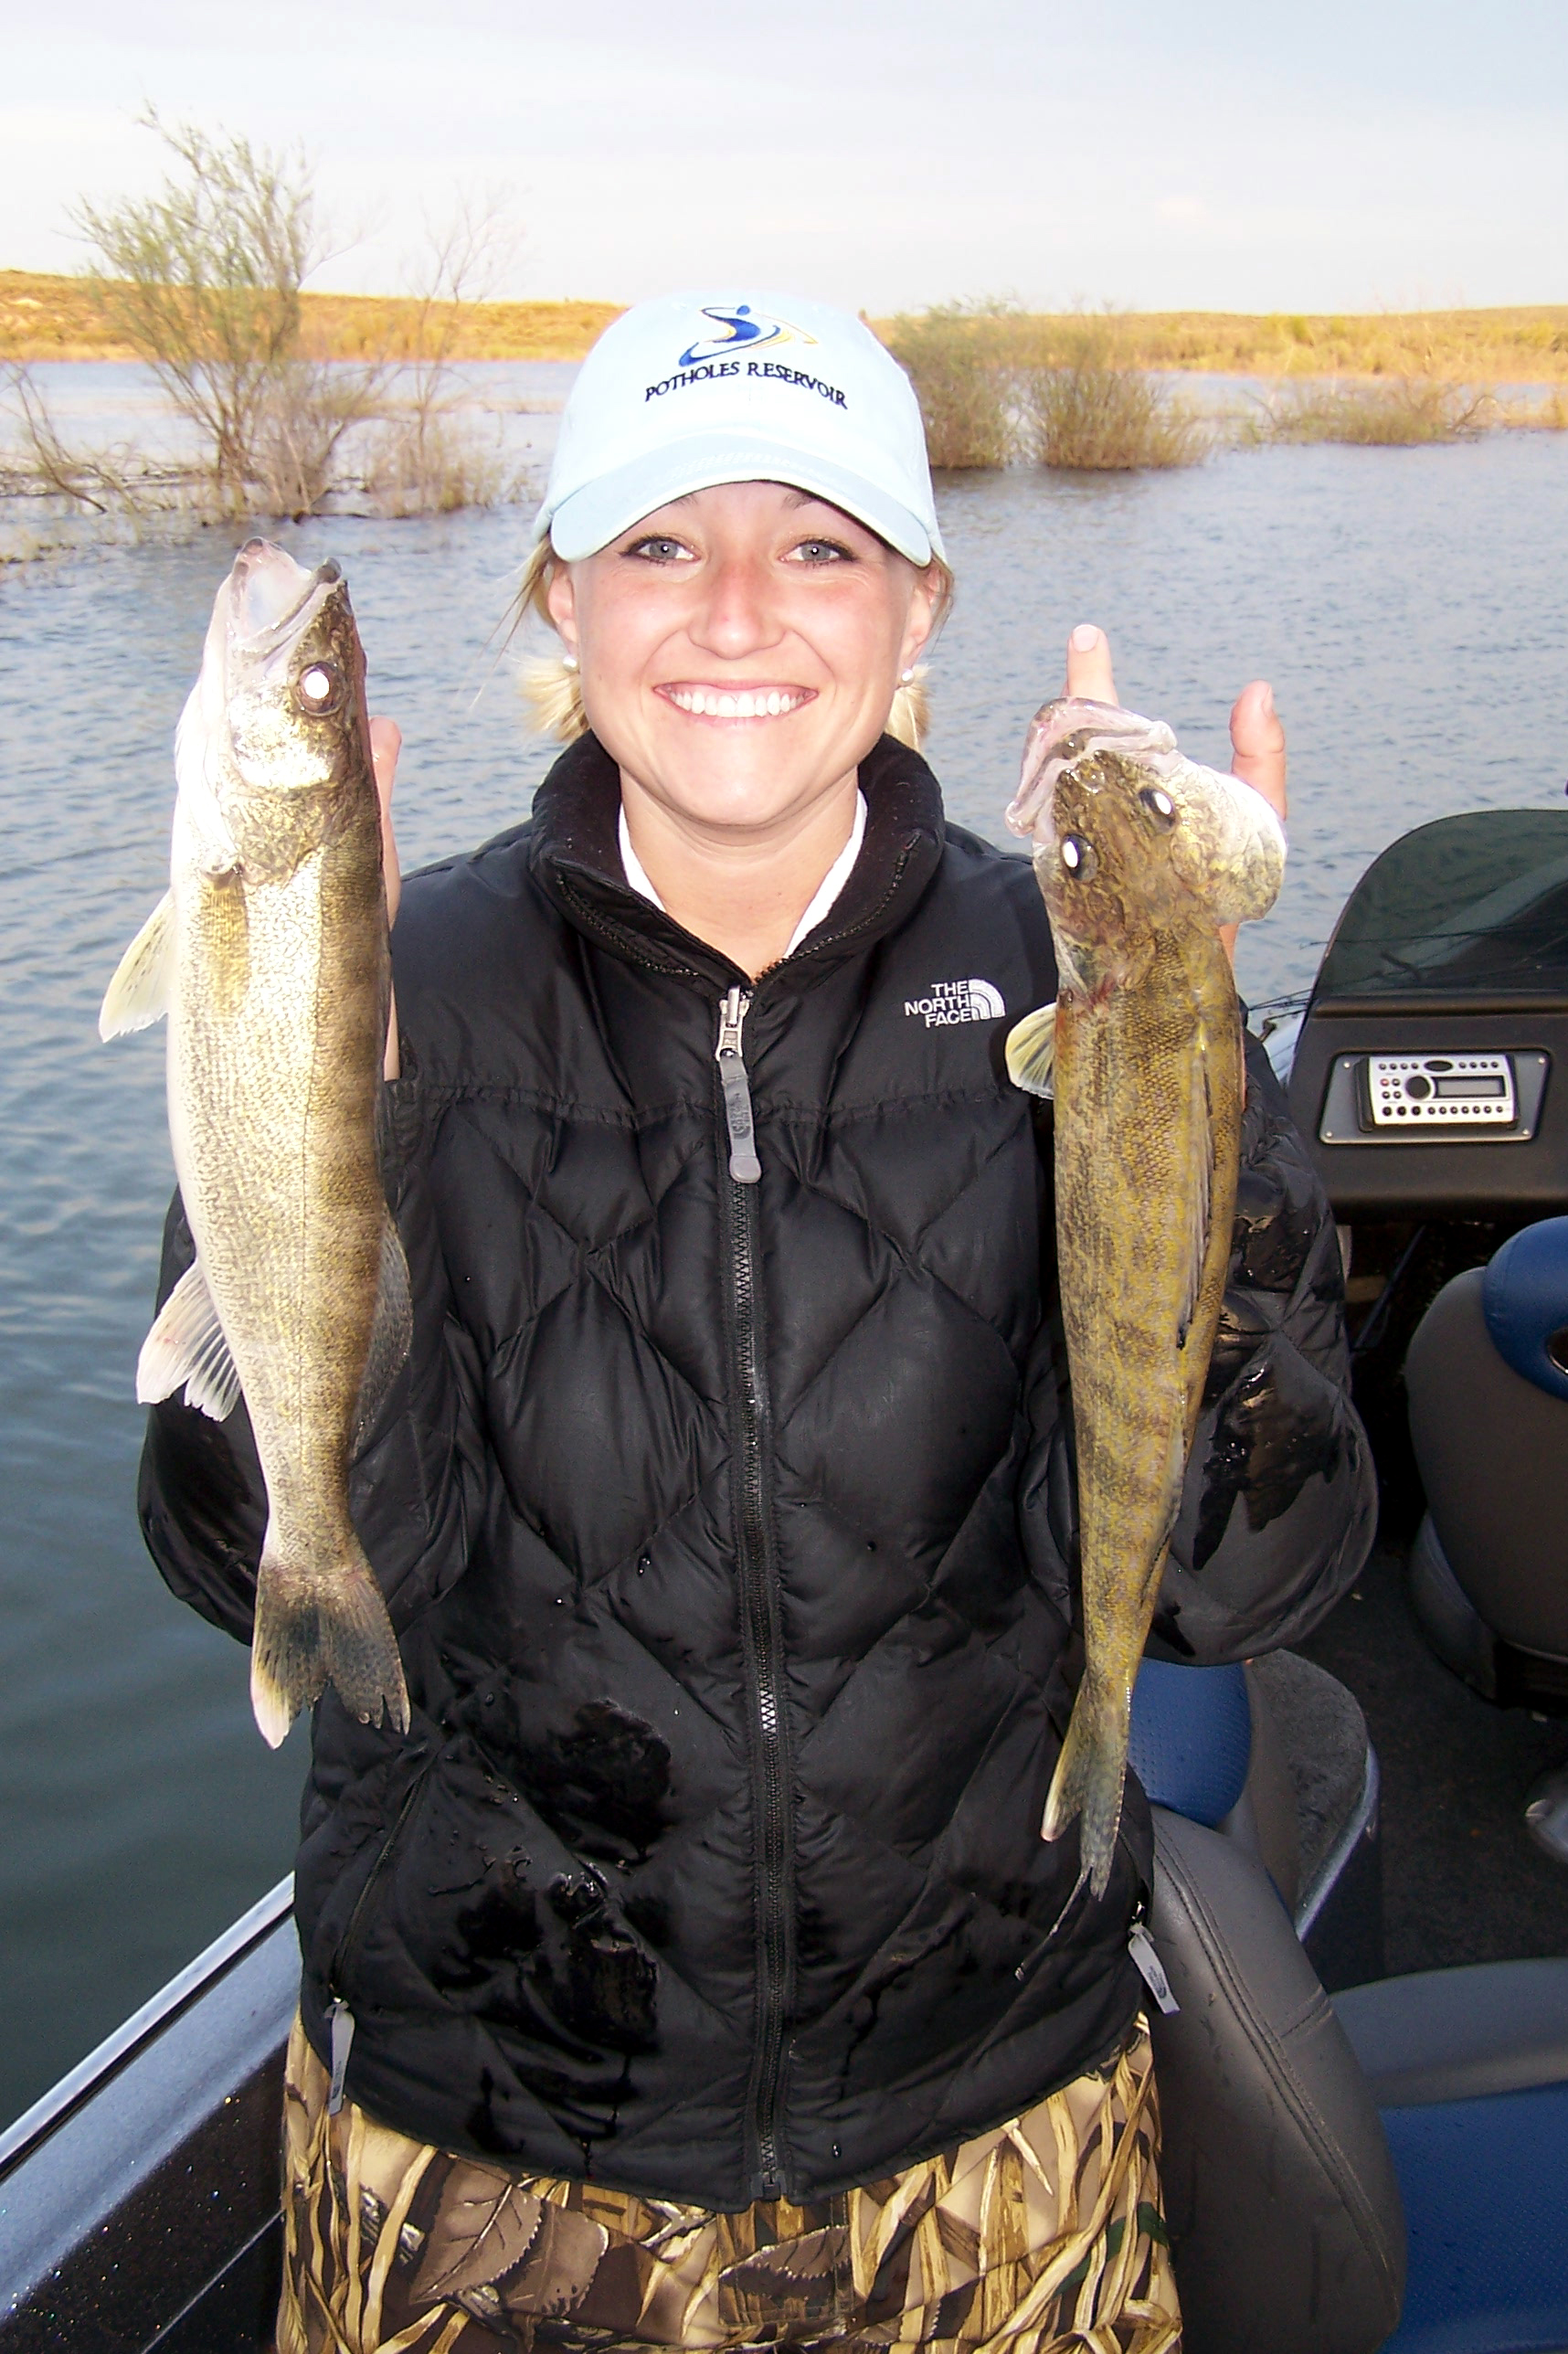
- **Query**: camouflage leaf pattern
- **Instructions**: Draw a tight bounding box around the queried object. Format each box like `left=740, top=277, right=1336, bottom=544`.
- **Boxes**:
left=278, top=2017, right=1180, bottom=2353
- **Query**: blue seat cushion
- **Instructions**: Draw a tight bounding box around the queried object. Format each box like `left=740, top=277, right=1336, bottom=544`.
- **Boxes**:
left=1380, top=2083, right=1568, bottom=2352
left=1482, top=1216, right=1568, bottom=1405
left=1128, top=1658, right=1251, bottom=1826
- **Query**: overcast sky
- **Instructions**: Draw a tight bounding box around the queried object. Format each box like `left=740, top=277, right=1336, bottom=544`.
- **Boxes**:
left=3, top=0, right=1566, bottom=313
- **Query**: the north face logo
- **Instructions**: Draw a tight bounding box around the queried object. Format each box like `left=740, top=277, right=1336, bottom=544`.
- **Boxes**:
left=904, top=979, right=1006, bottom=1027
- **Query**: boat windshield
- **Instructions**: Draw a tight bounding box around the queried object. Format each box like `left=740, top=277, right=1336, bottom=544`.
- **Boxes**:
left=1315, top=810, right=1568, bottom=1004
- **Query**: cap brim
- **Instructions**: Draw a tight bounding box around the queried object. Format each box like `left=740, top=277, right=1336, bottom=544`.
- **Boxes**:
left=539, top=430, right=943, bottom=567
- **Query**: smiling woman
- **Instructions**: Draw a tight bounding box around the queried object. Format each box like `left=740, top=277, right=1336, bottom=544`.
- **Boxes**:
left=135, top=289, right=1372, bottom=2354
left=538, top=481, right=941, bottom=977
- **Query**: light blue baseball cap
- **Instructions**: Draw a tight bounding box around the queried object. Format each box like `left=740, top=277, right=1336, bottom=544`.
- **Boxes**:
left=533, top=291, right=945, bottom=567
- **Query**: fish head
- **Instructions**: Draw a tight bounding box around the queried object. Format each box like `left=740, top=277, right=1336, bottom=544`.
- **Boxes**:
left=1005, top=697, right=1286, bottom=997
left=214, top=539, right=368, bottom=799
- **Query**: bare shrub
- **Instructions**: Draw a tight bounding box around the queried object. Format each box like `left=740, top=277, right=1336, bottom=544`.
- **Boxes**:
left=249, top=362, right=386, bottom=517
left=363, top=410, right=509, bottom=516
left=1, top=361, right=195, bottom=515
left=1251, top=378, right=1495, bottom=446
left=69, top=113, right=386, bottom=511
left=5, top=123, right=527, bottom=523
left=883, top=304, right=1016, bottom=469
left=358, top=193, right=524, bottom=517
left=1017, top=326, right=1206, bottom=470
left=1496, top=388, right=1568, bottom=431
left=3, top=364, right=113, bottom=511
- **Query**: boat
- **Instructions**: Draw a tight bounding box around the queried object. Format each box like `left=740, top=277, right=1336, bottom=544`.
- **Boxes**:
left=4, top=806, right=1567, bottom=2354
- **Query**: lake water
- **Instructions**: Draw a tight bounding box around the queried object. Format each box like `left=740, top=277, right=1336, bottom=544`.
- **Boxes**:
left=1, top=365, right=1564, bottom=2127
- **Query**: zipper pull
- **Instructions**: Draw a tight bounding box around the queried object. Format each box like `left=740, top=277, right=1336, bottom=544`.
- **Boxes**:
left=1128, top=1923, right=1180, bottom=2016
left=715, top=987, right=761, bottom=1184
left=327, top=1997, right=356, bottom=2114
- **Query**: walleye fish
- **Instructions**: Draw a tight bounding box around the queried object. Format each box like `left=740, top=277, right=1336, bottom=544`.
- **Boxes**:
left=1004, top=698, right=1285, bottom=1900
left=101, top=539, right=410, bottom=1748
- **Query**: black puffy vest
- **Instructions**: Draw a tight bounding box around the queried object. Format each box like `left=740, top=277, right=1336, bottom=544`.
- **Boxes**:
left=140, top=729, right=1372, bottom=2209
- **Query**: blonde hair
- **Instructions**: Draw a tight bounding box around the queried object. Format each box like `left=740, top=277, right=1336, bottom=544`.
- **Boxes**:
left=513, top=532, right=954, bottom=752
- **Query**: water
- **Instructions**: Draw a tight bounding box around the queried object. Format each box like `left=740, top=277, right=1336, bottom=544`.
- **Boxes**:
left=1, top=367, right=1564, bottom=2127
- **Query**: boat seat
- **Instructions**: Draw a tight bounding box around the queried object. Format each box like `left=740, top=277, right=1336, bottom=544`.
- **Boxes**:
left=1335, top=1962, right=1568, bottom=2354
left=1130, top=1651, right=1382, bottom=1988
left=1334, top=1957, right=1568, bottom=2107
left=1146, top=1808, right=1406, bottom=2354
left=1406, top=1235, right=1568, bottom=1697
left=1481, top=1214, right=1568, bottom=1403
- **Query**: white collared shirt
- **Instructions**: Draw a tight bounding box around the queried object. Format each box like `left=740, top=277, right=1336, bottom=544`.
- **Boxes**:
left=619, top=791, right=868, bottom=957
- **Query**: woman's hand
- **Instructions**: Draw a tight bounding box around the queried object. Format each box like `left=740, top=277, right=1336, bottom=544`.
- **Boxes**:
left=1062, top=623, right=1287, bottom=965
left=370, top=716, right=403, bottom=1079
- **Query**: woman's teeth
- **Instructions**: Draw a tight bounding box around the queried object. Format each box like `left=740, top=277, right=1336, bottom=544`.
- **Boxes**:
left=664, top=686, right=810, bottom=719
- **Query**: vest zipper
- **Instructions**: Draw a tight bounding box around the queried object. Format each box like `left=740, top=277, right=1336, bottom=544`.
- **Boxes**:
left=323, top=1751, right=435, bottom=2113
left=715, top=990, right=794, bottom=2198
left=715, top=986, right=762, bottom=1183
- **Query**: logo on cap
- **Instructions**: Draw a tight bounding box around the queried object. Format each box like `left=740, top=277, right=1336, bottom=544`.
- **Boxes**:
left=678, top=303, right=817, bottom=369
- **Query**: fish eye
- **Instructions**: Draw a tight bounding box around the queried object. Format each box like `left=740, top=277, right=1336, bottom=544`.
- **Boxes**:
left=294, top=662, right=344, bottom=716
left=1060, top=834, right=1097, bottom=880
left=1139, top=785, right=1177, bottom=828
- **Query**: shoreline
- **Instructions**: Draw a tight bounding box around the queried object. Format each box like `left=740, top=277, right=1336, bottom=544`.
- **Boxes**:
left=5, top=272, right=1568, bottom=379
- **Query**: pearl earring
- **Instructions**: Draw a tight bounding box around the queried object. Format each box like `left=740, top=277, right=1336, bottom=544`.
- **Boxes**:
left=561, top=652, right=578, bottom=673
left=899, top=667, right=916, bottom=684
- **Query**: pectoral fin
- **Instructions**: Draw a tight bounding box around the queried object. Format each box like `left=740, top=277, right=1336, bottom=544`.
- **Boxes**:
left=353, top=1212, right=413, bottom=1445
left=100, top=894, right=174, bottom=1040
left=1005, top=1002, right=1057, bottom=1098
left=136, top=1257, right=242, bottom=1421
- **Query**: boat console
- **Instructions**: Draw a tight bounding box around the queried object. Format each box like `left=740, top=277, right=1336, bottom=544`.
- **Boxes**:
left=1287, top=809, right=1568, bottom=1223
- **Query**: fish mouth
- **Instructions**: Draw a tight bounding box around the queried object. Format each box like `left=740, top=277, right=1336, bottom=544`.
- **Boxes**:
left=1006, top=698, right=1180, bottom=842
left=228, top=539, right=344, bottom=652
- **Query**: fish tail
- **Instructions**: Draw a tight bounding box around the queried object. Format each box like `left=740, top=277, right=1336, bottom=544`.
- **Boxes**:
left=1042, top=1676, right=1131, bottom=1902
left=249, top=1542, right=410, bottom=1750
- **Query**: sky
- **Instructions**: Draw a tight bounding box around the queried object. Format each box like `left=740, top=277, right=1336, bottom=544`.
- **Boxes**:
left=2, top=0, right=1566, bottom=314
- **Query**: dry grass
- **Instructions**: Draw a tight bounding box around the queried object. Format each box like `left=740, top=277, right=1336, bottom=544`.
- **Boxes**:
left=1248, top=377, right=1495, bottom=446
left=0, top=271, right=620, bottom=364
left=361, top=408, right=512, bottom=516
left=11, top=270, right=1568, bottom=383
left=873, top=305, right=1568, bottom=385
left=883, top=309, right=1205, bottom=472
left=1017, top=326, right=1205, bottom=470
left=880, top=304, right=1014, bottom=468
left=299, top=292, right=621, bottom=364
left=1496, top=387, right=1568, bottom=430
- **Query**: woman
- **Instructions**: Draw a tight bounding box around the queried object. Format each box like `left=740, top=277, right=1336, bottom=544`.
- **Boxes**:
left=143, top=292, right=1373, bottom=2353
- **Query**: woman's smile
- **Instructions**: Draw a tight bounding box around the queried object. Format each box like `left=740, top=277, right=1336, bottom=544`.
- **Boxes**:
left=657, top=682, right=817, bottom=720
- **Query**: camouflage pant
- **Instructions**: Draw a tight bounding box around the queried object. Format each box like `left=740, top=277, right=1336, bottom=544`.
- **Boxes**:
left=277, top=2018, right=1181, bottom=2354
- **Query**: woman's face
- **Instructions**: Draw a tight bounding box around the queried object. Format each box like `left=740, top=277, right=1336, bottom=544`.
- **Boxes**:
left=546, top=481, right=940, bottom=835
